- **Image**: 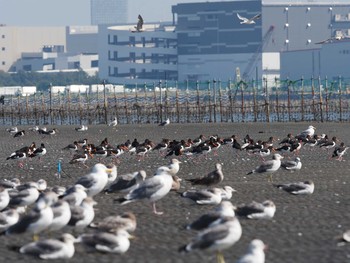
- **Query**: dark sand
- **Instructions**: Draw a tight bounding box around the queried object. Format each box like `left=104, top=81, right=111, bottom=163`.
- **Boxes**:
left=1, top=122, right=350, bottom=263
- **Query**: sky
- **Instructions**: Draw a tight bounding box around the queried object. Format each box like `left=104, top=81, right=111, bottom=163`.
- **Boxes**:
left=0, top=0, right=211, bottom=26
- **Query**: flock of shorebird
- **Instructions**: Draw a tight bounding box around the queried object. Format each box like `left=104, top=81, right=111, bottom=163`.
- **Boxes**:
left=2, top=122, right=349, bottom=262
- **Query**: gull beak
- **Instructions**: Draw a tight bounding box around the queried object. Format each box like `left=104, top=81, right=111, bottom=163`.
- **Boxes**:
left=106, top=168, right=113, bottom=174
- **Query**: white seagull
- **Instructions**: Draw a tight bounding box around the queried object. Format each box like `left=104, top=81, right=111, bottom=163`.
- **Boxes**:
left=117, top=169, right=173, bottom=215
left=236, top=239, right=266, bottom=263
left=281, top=157, right=302, bottom=171
left=19, top=233, right=76, bottom=259
left=186, top=163, right=224, bottom=187
left=90, top=211, right=137, bottom=233
left=181, top=188, right=223, bottom=205
left=235, top=200, right=276, bottom=220
left=0, top=209, right=19, bottom=233
left=159, top=118, right=170, bottom=126
left=180, top=216, right=242, bottom=263
left=106, top=170, right=146, bottom=194
left=0, top=187, right=10, bottom=211
left=247, top=154, right=283, bottom=181
left=74, top=163, right=113, bottom=196
left=108, top=117, right=118, bottom=127
left=68, top=197, right=97, bottom=231
left=76, top=229, right=133, bottom=254
left=237, top=13, right=261, bottom=24
left=274, top=180, right=314, bottom=195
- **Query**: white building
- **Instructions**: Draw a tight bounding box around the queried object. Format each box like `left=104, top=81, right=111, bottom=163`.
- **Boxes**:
left=98, top=23, right=178, bottom=85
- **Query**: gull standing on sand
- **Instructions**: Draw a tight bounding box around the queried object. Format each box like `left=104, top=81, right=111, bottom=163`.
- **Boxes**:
left=48, top=200, right=72, bottom=232
left=74, top=163, right=113, bottom=196
left=274, top=180, right=314, bottom=195
left=68, top=197, right=97, bottom=231
left=235, top=200, right=276, bottom=220
left=179, top=216, right=242, bottom=263
left=117, top=168, right=173, bottom=215
left=236, top=239, right=266, bottom=263
left=6, top=191, right=57, bottom=240
left=76, top=229, right=133, bottom=254
left=61, top=184, right=87, bottom=206
left=0, top=209, right=19, bottom=233
left=296, top=125, right=316, bottom=139
left=247, top=154, right=283, bottom=181
left=19, top=233, right=76, bottom=259
left=186, top=163, right=224, bottom=187
left=106, top=170, right=146, bottom=194
left=186, top=201, right=236, bottom=231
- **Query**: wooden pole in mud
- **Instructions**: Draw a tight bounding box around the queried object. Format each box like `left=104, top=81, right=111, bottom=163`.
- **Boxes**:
left=207, top=81, right=212, bottom=122
left=218, top=80, right=223, bottom=122
left=275, top=77, right=279, bottom=122
left=301, top=77, right=304, bottom=122
left=318, top=76, right=323, bottom=122
left=325, top=77, right=329, bottom=121
left=196, top=81, right=200, bottom=122
left=338, top=76, right=342, bottom=122
left=240, top=81, right=244, bottom=122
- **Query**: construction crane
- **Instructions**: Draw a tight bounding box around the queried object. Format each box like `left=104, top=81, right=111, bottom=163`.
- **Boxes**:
left=242, top=25, right=275, bottom=80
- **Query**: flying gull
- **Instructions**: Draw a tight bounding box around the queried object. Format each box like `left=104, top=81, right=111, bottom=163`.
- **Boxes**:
left=237, top=13, right=261, bottom=24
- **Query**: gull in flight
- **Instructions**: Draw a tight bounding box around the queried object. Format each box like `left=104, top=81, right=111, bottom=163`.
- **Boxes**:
left=237, top=13, right=261, bottom=24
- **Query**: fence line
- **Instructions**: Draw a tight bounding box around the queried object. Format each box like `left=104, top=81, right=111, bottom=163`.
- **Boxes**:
left=0, top=78, right=349, bottom=125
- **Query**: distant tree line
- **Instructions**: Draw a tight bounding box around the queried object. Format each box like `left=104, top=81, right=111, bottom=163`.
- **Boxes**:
left=0, top=70, right=101, bottom=91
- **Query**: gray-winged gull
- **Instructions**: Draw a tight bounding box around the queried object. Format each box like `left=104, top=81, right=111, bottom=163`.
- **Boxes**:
left=235, top=200, right=276, bottom=220
left=274, top=180, right=314, bottom=195
left=236, top=239, right=266, bottom=263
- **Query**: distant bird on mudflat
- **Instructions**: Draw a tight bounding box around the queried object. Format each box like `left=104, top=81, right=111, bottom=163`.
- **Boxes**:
left=108, top=117, right=118, bottom=127
left=332, top=142, right=349, bottom=161
left=181, top=188, right=223, bottom=205
left=69, top=149, right=89, bottom=167
left=6, top=127, right=18, bottom=134
left=63, top=141, right=78, bottom=153
left=274, top=180, right=314, bottom=195
left=235, top=200, right=276, bottom=220
left=237, top=13, right=261, bottom=24
left=29, top=143, right=47, bottom=161
left=13, top=130, right=25, bottom=138
left=236, top=239, right=266, bottom=263
left=186, top=163, right=223, bottom=187
left=0, top=209, right=19, bottom=233
left=159, top=118, right=170, bottom=126
left=106, top=170, right=146, bottom=194
left=75, top=125, right=88, bottom=132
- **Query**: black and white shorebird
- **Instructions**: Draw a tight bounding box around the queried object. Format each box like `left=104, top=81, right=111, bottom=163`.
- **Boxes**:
left=332, top=142, right=349, bottom=161
left=159, top=118, right=170, bottom=127
left=108, top=117, right=118, bottom=127
left=75, top=125, right=88, bottom=132
left=117, top=167, right=173, bottom=215
left=19, top=233, right=76, bottom=259
left=13, top=130, right=25, bottom=138
left=76, top=229, right=133, bottom=254
left=186, top=163, right=223, bottom=187
left=237, top=13, right=261, bottom=24
left=69, top=149, right=89, bottom=167
left=236, top=239, right=266, bottom=263
left=29, top=143, right=47, bottom=161
left=247, top=153, right=283, bottom=181
left=274, top=180, right=314, bottom=195
left=235, top=200, right=276, bottom=220
left=63, top=141, right=79, bottom=153
left=186, top=201, right=236, bottom=231
left=179, top=216, right=242, bottom=263
left=281, top=157, right=302, bottom=171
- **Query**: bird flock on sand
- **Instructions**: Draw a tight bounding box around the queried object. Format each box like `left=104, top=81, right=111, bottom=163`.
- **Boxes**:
left=2, top=121, right=349, bottom=262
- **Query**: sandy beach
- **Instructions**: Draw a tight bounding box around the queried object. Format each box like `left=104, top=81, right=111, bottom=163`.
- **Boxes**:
left=0, top=122, right=350, bottom=263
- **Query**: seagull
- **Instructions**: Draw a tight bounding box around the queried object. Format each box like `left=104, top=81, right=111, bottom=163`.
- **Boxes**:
left=132, top=14, right=144, bottom=32
left=6, top=127, right=18, bottom=134
left=74, top=163, right=113, bottom=196
left=0, top=187, right=10, bottom=211
left=108, top=117, right=118, bottom=127
left=6, top=191, right=57, bottom=240
left=76, top=229, right=133, bottom=254
left=235, top=200, right=276, bottom=220
left=0, top=209, right=19, bottom=233
left=89, top=212, right=137, bottom=233
left=247, top=154, right=283, bottom=181
left=236, top=239, right=266, bottom=263
left=117, top=169, right=173, bottom=215
left=181, top=188, right=223, bottom=205
left=19, top=233, right=76, bottom=259
left=179, top=216, right=242, bottom=263
left=48, top=200, right=72, bottom=232
left=8, top=182, right=40, bottom=208
left=156, top=158, right=181, bottom=176
left=296, top=125, right=316, bottom=140
left=216, top=186, right=236, bottom=200
left=61, top=184, right=88, bottom=206
left=68, top=197, right=97, bottom=231
left=281, top=157, right=302, bottom=171
left=106, top=170, right=146, bottom=194
left=274, top=180, right=314, bottom=195
left=186, top=163, right=224, bottom=187
left=186, top=201, right=236, bottom=231
left=237, top=13, right=261, bottom=24
left=159, top=118, right=170, bottom=126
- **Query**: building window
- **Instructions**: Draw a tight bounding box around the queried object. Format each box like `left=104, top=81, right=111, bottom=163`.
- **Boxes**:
left=2, top=61, right=5, bottom=65
left=91, top=60, right=98, bottom=67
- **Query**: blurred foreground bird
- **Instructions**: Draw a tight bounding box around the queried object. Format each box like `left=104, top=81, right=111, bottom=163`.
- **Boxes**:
left=236, top=239, right=266, bottom=263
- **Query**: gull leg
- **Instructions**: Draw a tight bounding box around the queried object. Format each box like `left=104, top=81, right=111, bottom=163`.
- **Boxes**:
left=152, top=202, right=163, bottom=215
left=216, top=251, right=225, bottom=263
